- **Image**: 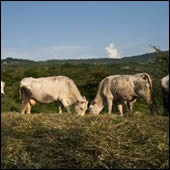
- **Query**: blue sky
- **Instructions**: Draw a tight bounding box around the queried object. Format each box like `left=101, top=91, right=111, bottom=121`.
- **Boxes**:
left=1, top=1, right=169, bottom=61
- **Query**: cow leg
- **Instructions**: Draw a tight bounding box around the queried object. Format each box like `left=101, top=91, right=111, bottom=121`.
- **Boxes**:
left=127, top=102, right=134, bottom=113
left=26, top=99, right=36, bottom=114
left=126, top=98, right=137, bottom=114
left=66, top=106, right=71, bottom=114
left=20, top=100, right=29, bottom=114
left=117, top=104, right=124, bottom=116
left=56, top=100, right=63, bottom=114
left=58, top=105, right=62, bottom=114
left=59, top=106, right=71, bottom=114
left=106, top=97, right=113, bottom=114
left=61, top=100, right=71, bottom=114
left=103, top=87, right=113, bottom=114
left=124, top=101, right=130, bottom=112
left=25, top=103, right=31, bottom=114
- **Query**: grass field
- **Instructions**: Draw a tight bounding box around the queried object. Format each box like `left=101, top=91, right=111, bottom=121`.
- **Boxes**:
left=1, top=111, right=169, bottom=169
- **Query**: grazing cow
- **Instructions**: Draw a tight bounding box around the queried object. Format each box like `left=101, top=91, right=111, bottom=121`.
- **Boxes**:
left=1, top=81, right=5, bottom=96
left=89, top=73, right=157, bottom=116
left=19, top=76, right=88, bottom=115
left=161, top=74, right=169, bottom=113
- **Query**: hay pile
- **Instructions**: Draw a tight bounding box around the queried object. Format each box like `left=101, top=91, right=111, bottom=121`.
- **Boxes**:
left=1, top=112, right=169, bottom=169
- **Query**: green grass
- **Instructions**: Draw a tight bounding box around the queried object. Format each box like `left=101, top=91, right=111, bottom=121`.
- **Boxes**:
left=1, top=112, right=169, bottom=169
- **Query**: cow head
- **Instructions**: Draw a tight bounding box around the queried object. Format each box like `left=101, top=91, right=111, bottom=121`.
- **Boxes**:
left=1, top=81, right=5, bottom=96
left=75, top=96, right=88, bottom=116
left=89, top=100, right=103, bottom=115
left=134, top=77, right=158, bottom=115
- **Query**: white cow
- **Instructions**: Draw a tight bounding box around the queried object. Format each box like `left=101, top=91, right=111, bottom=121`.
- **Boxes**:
left=19, top=76, right=88, bottom=115
left=89, top=73, right=157, bottom=116
left=161, top=74, right=169, bottom=113
left=1, top=81, right=5, bottom=96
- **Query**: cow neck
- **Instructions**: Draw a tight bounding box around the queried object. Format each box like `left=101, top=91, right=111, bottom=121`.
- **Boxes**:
left=95, top=94, right=104, bottom=108
left=72, top=90, right=84, bottom=103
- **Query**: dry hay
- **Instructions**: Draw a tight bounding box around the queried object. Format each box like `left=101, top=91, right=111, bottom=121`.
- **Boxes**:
left=1, top=112, right=169, bottom=169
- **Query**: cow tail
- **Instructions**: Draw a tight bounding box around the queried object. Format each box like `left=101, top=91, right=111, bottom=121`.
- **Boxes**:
left=19, top=88, right=22, bottom=100
left=19, top=87, right=25, bottom=101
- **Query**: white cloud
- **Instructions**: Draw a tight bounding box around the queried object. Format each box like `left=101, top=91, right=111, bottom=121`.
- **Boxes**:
left=105, top=43, right=120, bottom=58
left=1, top=44, right=123, bottom=60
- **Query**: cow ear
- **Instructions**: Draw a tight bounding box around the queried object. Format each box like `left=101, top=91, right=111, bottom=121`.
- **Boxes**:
left=139, top=73, right=148, bottom=81
left=142, top=75, right=147, bottom=80
left=83, top=96, right=87, bottom=101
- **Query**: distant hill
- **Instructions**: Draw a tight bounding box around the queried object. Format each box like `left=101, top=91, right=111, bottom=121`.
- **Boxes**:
left=1, top=57, right=36, bottom=65
left=1, top=51, right=169, bottom=65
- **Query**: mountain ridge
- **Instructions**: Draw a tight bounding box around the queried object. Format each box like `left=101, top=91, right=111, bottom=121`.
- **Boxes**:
left=1, top=50, right=169, bottom=65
